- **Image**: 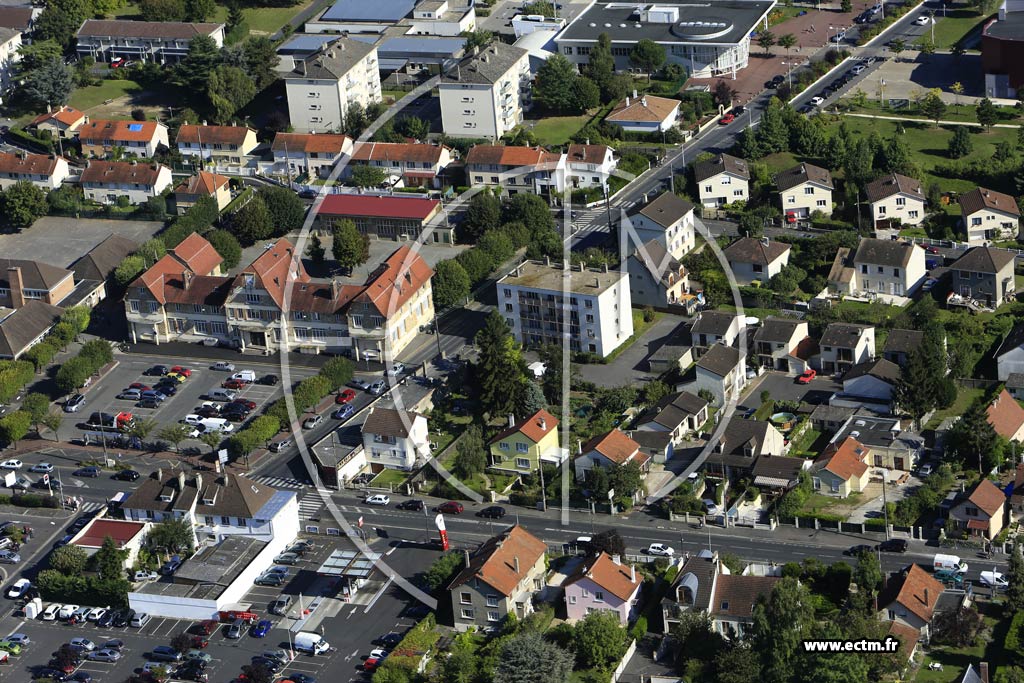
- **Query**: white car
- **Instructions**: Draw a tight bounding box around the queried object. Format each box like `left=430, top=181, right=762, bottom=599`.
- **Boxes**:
left=133, top=570, right=158, bottom=582
left=365, top=494, right=391, bottom=506
left=809, top=96, right=825, bottom=106
left=0, top=460, right=22, bottom=470
left=6, top=578, right=30, bottom=598
left=41, top=603, right=62, bottom=621
left=703, top=499, right=721, bottom=515
left=850, top=64, right=866, bottom=75
left=647, top=543, right=675, bottom=557
left=384, top=363, right=407, bottom=377
left=211, top=362, right=235, bottom=372
left=368, top=380, right=387, bottom=396
left=58, top=604, right=80, bottom=620
left=914, top=14, right=931, bottom=25
left=70, top=637, right=96, bottom=651
left=88, top=649, right=122, bottom=662
left=86, top=607, right=107, bottom=622
left=29, top=463, right=53, bottom=473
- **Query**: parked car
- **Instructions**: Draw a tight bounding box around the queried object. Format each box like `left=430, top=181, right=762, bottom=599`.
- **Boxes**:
left=64, top=394, right=86, bottom=413
left=367, top=380, right=387, bottom=395
left=850, top=64, right=867, bottom=75
left=251, top=620, right=272, bottom=638
left=303, top=414, right=324, bottom=429
left=809, top=96, right=825, bottom=106
left=332, top=404, right=356, bottom=420
left=718, top=113, right=735, bottom=125
left=115, top=469, right=140, bottom=481
left=232, top=398, right=257, bottom=411
left=796, top=369, right=817, bottom=384
left=349, top=379, right=372, bottom=391
left=42, top=603, right=62, bottom=620
left=647, top=543, right=675, bottom=557
left=254, top=572, right=286, bottom=587
left=150, top=646, right=182, bottom=662
left=877, top=538, right=908, bottom=553
left=133, top=570, right=158, bottom=582
left=96, top=611, right=114, bottom=628
left=365, top=494, right=390, bottom=506
left=6, top=578, right=30, bottom=598
left=169, top=366, right=192, bottom=377
left=145, top=365, right=169, bottom=376
left=29, top=463, right=53, bottom=473
left=384, top=363, right=407, bottom=377
left=478, top=506, right=506, bottom=519
left=396, top=499, right=424, bottom=511
left=222, top=378, right=247, bottom=390
left=86, top=649, right=121, bottom=663
left=258, top=374, right=279, bottom=386
left=117, top=389, right=142, bottom=401
left=86, top=608, right=107, bottom=622
left=273, top=553, right=300, bottom=565
left=844, top=544, right=874, bottom=556
left=70, top=638, right=96, bottom=652
left=335, top=389, right=357, bottom=404
left=0, top=459, right=22, bottom=470
left=268, top=438, right=293, bottom=453
left=159, top=556, right=182, bottom=576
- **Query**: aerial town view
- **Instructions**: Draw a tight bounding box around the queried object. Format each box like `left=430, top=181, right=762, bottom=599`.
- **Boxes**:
left=0, top=0, right=1021, bottom=679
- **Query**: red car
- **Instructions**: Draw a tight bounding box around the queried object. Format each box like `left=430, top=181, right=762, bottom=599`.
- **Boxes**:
left=129, top=383, right=151, bottom=391
left=797, top=369, right=817, bottom=384
left=222, top=378, right=246, bottom=390
left=718, top=113, right=735, bottom=125
left=335, top=389, right=356, bottom=404
left=195, top=619, right=219, bottom=635
left=926, top=246, right=941, bottom=254
left=231, top=398, right=257, bottom=410
left=191, top=636, right=210, bottom=649
left=437, top=501, right=464, bottom=514
left=364, top=657, right=383, bottom=672
left=170, top=366, right=192, bottom=377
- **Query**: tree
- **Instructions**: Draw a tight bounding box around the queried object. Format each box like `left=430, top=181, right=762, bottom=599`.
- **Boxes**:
left=258, top=186, right=306, bottom=235
left=880, top=135, right=912, bottom=175
left=462, top=29, right=493, bottom=52
left=948, top=125, right=973, bottom=159
left=585, top=33, right=616, bottom=103
left=174, top=35, right=222, bottom=92
left=241, top=37, right=279, bottom=90
left=307, top=233, right=325, bottom=265
left=170, top=632, right=193, bottom=655
left=841, top=0, right=852, bottom=10
left=331, top=219, right=369, bottom=273
left=777, top=33, right=797, bottom=57
left=713, top=80, right=736, bottom=107
left=494, top=631, right=574, bottom=683
left=852, top=551, right=883, bottom=595
left=589, top=529, right=625, bottom=557
left=199, top=431, right=222, bottom=454
left=453, top=424, right=486, bottom=478
left=1009, top=544, right=1024, bottom=614
left=147, top=518, right=195, bottom=555
left=945, top=399, right=1001, bottom=472
left=230, top=195, right=273, bottom=245
left=503, top=193, right=555, bottom=236
left=572, top=76, right=601, bottom=111
left=184, top=0, right=214, bottom=20
left=756, top=102, right=789, bottom=154
left=757, top=31, right=777, bottom=55
left=158, top=424, right=193, bottom=453
left=1, top=181, right=48, bottom=230
left=41, top=410, right=63, bottom=441
left=572, top=611, right=628, bottom=671
left=932, top=605, right=983, bottom=647
left=462, top=192, right=501, bottom=242
left=995, top=140, right=1017, bottom=162
left=750, top=578, right=814, bottom=683
left=629, top=39, right=666, bottom=81
left=917, top=37, right=936, bottom=59
left=890, top=38, right=906, bottom=61
left=95, top=536, right=127, bottom=582
left=951, top=81, right=965, bottom=109
left=140, top=0, right=185, bottom=21
left=519, top=381, right=547, bottom=416
left=0, top=411, right=31, bottom=447
left=20, top=58, right=74, bottom=110
left=21, top=392, right=50, bottom=428
left=996, top=668, right=1024, bottom=683
left=206, top=230, right=242, bottom=269
left=226, top=0, right=244, bottom=31
left=350, top=164, right=387, bottom=189
left=534, top=54, right=582, bottom=114
left=737, top=126, right=761, bottom=159
left=53, top=645, right=80, bottom=672
left=919, top=90, right=948, bottom=125
left=17, top=40, right=63, bottom=72
left=715, top=645, right=762, bottom=683
left=34, top=0, right=88, bottom=48
left=50, top=544, right=88, bottom=574
left=433, top=259, right=471, bottom=310
left=207, top=65, right=256, bottom=123
left=976, top=96, right=999, bottom=129
left=475, top=311, right=528, bottom=418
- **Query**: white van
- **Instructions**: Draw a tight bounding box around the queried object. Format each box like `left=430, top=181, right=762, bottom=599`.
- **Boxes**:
left=199, top=418, right=233, bottom=434
left=293, top=631, right=330, bottom=655
left=980, top=571, right=1008, bottom=589
left=933, top=554, right=968, bottom=573
left=231, top=370, right=256, bottom=383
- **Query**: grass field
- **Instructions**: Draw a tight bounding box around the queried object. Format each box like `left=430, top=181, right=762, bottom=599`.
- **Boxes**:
left=69, top=79, right=143, bottom=111
left=916, top=602, right=1010, bottom=682
left=113, top=1, right=305, bottom=36
left=930, top=8, right=992, bottom=48
left=529, top=115, right=590, bottom=146
left=841, top=98, right=1022, bottom=125
left=924, top=386, right=984, bottom=430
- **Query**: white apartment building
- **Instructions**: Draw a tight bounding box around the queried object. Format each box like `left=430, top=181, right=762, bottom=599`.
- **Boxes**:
left=0, top=27, right=21, bottom=100
left=865, top=173, right=926, bottom=229
left=694, top=153, right=750, bottom=208
left=497, top=260, right=633, bottom=358
left=75, top=19, right=225, bottom=63
left=464, top=144, right=564, bottom=195
left=80, top=160, right=172, bottom=205
left=0, top=151, right=70, bottom=190
left=626, top=191, right=695, bottom=260
left=438, top=42, right=531, bottom=139
left=284, top=37, right=381, bottom=134
left=961, top=186, right=1021, bottom=245
left=361, top=407, right=430, bottom=470
left=776, top=163, right=834, bottom=220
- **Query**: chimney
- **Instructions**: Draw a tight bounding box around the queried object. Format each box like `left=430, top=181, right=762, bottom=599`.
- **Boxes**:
left=513, top=556, right=520, bottom=574
left=177, top=470, right=186, bottom=491
left=577, top=440, right=582, bottom=454
left=612, top=554, right=621, bottom=565
left=463, top=549, right=471, bottom=567
left=183, top=270, right=194, bottom=290
left=632, top=89, right=638, bottom=98
left=508, top=414, right=516, bottom=428
left=544, top=255, right=550, bottom=266
left=603, top=263, right=608, bottom=273
left=195, top=473, right=202, bottom=491
left=593, top=277, right=600, bottom=288
left=630, top=565, right=636, bottom=583
left=331, top=279, right=341, bottom=300
left=980, top=663, right=990, bottom=683
left=155, top=468, right=162, bottom=482
left=625, top=96, right=630, bottom=107
left=7, top=267, right=24, bottom=309
left=641, top=96, right=647, bottom=107
left=924, top=588, right=929, bottom=606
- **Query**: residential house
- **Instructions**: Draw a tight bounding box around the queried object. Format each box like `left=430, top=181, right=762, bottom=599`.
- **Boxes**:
left=0, top=27, right=18, bottom=99
left=831, top=358, right=900, bottom=414
left=0, top=151, right=70, bottom=190
left=497, top=260, right=633, bottom=358
left=811, top=436, right=871, bottom=497
left=832, top=414, right=923, bottom=471
left=663, top=551, right=780, bottom=639
left=882, top=329, right=924, bottom=367
left=565, top=144, right=617, bottom=190
left=775, top=163, right=834, bottom=220
left=886, top=621, right=923, bottom=672
left=172, top=171, right=231, bottom=215
left=694, top=153, right=750, bottom=208
left=317, top=194, right=450, bottom=245
left=690, top=310, right=741, bottom=357
left=361, top=407, right=430, bottom=471
left=80, top=161, right=173, bottom=205
left=29, top=106, right=87, bottom=139
left=349, top=141, right=453, bottom=189
left=865, top=173, right=926, bottom=228
left=752, top=317, right=811, bottom=373
left=1009, top=373, right=1024, bottom=401
left=175, top=124, right=258, bottom=173
left=647, top=329, right=695, bottom=374
left=827, top=238, right=927, bottom=299
left=488, top=409, right=567, bottom=474
left=635, top=391, right=709, bottom=445
left=956, top=664, right=991, bottom=683
left=463, top=145, right=564, bottom=196
left=1010, top=463, right=1024, bottom=520
left=625, top=239, right=689, bottom=308
left=625, top=191, right=695, bottom=260
left=704, top=418, right=788, bottom=481
left=694, top=343, right=744, bottom=406
left=448, top=525, right=548, bottom=631
left=809, top=404, right=862, bottom=434
left=605, top=94, right=679, bottom=133
left=78, top=119, right=170, bottom=158
left=75, top=19, right=225, bottom=62
left=996, top=322, right=1024, bottom=380
left=437, top=42, right=531, bottom=140
left=629, top=430, right=674, bottom=465
left=574, top=429, right=649, bottom=481
left=961, top=186, right=1020, bottom=245
left=0, top=260, right=76, bottom=309
left=270, top=132, right=353, bottom=179
left=817, top=323, right=875, bottom=375
left=986, top=388, right=1024, bottom=442
left=723, top=237, right=791, bottom=285
left=950, top=246, right=1017, bottom=308
left=563, top=552, right=642, bottom=624
left=70, top=234, right=139, bottom=283
left=949, top=478, right=1007, bottom=540
left=121, top=469, right=298, bottom=545
left=0, top=7, right=35, bottom=32
left=876, top=564, right=947, bottom=641
left=283, top=37, right=381, bottom=134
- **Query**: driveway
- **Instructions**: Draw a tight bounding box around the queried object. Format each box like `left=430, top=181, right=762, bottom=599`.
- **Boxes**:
left=867, top=51, right=987, bottom=101
left=742, top=371, right=842, bottom=409
left=574, top=313, right=687, bottom=388
left=2, top=217, right=164, bottom=269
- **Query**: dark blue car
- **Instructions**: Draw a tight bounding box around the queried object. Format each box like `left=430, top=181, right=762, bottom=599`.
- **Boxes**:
left=332, top=404, right=356, bottom=420
left=251, top=620, right=271, bottom=638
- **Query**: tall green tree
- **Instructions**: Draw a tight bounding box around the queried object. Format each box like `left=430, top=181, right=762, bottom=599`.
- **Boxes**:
left=240, top=37, right=281, bottom=90
left=184, top=0, right=215, bottom=21
left=777, top=33, right=797, bottom=56
left=880, top=135, right=911, bottom=174
left=494, top=631, right=574, bottom=683
left=947, top=125, right=973, bottom=158
left=258, top=186, right=306, bottom=234
left=307, top=233, right=325, bottom=265
left=852, top=551, right=883, bottom=596
left=350, top=164, right=387, bottom=189
left=945, top=399, right=1002, bottom=472
left=207, top=65, right=256, bottom=123
left=453, top=424, right=486, bottom=478
left=572, top=611, right=628, bottom=671
left=147, top=518, right=195, bottom=555
left=0, top=411, right=31, bottom=447
left=50, top=544, right=88, bottom=574
left=206, top=230, right=242, bottom=269
left=976, top=97, right=999, bottom=129
left=757, top=31, right=777, bottom=55
left=1008, top=544, right=1024, bottom=614
left=475, top=311, right=528, bottom=419
left=585, top=33, right=616, bottom=103
left=919, top=90, right=948, bottom=125
left=756, top=103, right=789, bottom=154
left=20, top=59, right=74, bottom=110
left=34, top=0, right=88, bottom=47
left=533, top=54, right=582, bottom=114
left=629, top=39, right=666, bottom=81
left=95, top=536, right=128, bottom=582
left=462, top=192, right=501, bottom=241
left=140, top=0, right=186, bottom=21
left=175, top=35, right=222, bottom=92
left=432, top=259, right=471, bottom=309
left=461, top=29, right=493, bottom=52
left=750, top=578, right=814, bottom=683
left=229, top=195, right=273, bottom=245
left=331, top=219, right=369, bottom=273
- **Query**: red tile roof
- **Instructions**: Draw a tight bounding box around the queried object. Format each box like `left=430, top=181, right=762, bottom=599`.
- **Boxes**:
left=350, top=142, right=449, bottom=164
left=72, top=519, right=147, bottom=548
left=176, top=124, right=254, bottom=146
left=236, top=238, right=309, bottom=310
left=581, top=429, right=640, bottom=465
left=986, top=389, right=1024, bottom=440
left=885, top=620, right=920, bottom=662
left=271, top=132, right=350, bottom=154
left=318, top=194, right=440, bottom=221
left=80, top=160, right=167, bottom=186
left=565, top=552, right=641, bottom=601
left=465, top=145, right=555, bottom=167
left=448, top=525, right=547, bottom=596
left=815, top=436, right=869, bottom=481
left=353, top=245, right=433, bottom=317
left=878, top=564, right=944, bottom=624
left=489, top=409, right=559, bottom=446
left=174, top=171, right=229, bottom=197
left=0, top=151, right=64, bottom=177
left=965, top=478, right=1006, bottom=518
left=79, top=119, right=164, bottom=144
left=173, top=232, right=224, bottom=276
left=31, top=106, right=86, bottom=128
left=606, top=95, right=679, bottom=123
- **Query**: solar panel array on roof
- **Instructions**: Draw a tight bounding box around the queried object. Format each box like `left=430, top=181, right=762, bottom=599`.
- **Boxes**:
left=320, top=0, right=415, bottom=22
left=128, top=123, right=143, bottom=131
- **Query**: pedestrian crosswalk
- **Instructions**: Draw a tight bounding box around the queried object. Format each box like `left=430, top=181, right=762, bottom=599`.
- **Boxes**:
left=298, top=494, right=325, bottom=522
left=571, top=208, right=606, bottom=232
left=250, top=475, right=308, bottom=490
left=79, top=501, right=103, bottom=513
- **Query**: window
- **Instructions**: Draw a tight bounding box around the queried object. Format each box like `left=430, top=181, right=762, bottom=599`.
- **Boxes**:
left=721, top=176, right=731, bottom=185
left=909, top=210, right=919, bottom=218
left=499, top=441, right=510, bottom=451
left=577, top=46, right=590, bottom=55
left=246, top=293, right=261, bottom=303
left=569, top=595, right=577, bottom=604
left=515, top=457, right=530, bottom=469
left=129, top=300, right=139, bottom=312
left=860, top=265, right=868, bottom=274
left=893, top=268, right=900, bottom=277
left=972, top=217, right=982, bottom=226
left=896, top=197, right=906, bottom=206
left=504, top=288, right=512, bottom=298
left=787, top=196, right=795, bottom=204
left=505, top=303, right=513, bottom=312
left=878, top=205, right=887, bottom=215
left=877, top=266, right=884, bottom=274
left=460, top=592, right=472, bottom=604
left=563, top=46, right=572, bottom=55
left=485, top=595, right=499, bottom=607
left=704, top=185, right=712, bottom=193
left=585, top=314, right=594, bottom=323
left=487, top=611, right=500, bottom=622
left=816, top=199, right=827, bottom=207
left=753, top=264, right=763, bottom=273
left=594, top=591, right=604, bottom=602
left=584, top=300, right=593, bottom=309
left=516, top=442, right=529, bottom=453
left=461, top=608, right=474, bottom=619
left=733, top=189, right=744, bottom=196
left=804, top=187, right=814, bottom=195
left=966, top=506, right=979, bottom=517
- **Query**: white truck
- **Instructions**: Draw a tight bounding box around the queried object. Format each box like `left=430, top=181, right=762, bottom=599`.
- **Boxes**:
left=933, top=553, right=968, bottom=573
left=293, top=631, right=330, bottom=655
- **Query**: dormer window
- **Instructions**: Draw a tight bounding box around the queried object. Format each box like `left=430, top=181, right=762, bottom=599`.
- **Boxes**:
left=159, top=493, right=173, bottom=502
left=720, top=600, right=730, bottom=611
left=203, top=496, right=216, bottom=505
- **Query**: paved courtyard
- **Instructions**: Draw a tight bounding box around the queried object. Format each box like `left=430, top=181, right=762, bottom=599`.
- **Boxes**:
left=742, top=371, right=842, bottom=409
left=574, top=313, right=687, bottom=388
left=4, top=217, right=164, bottom=269
left=866, top=51, right=989, bottom=101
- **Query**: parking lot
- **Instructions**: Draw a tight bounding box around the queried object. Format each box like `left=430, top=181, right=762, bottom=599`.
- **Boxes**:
left=742, top=370, right=843, bottom=410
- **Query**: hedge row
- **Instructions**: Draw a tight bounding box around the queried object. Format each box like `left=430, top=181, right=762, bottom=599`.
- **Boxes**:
left=55, top=340, right=114, bottom=395
left=22, top=306, right=92, bottom=372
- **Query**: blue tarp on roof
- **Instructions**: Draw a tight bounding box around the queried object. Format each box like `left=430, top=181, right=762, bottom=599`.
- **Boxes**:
left=321, top=0, right=414, bottom=22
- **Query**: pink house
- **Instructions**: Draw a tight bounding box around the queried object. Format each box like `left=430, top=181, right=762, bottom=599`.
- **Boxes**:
left=563, top=552, right=643, bottom=624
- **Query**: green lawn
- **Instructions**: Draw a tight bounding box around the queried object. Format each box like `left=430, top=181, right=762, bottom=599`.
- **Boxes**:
left=916, top=602, right=1010, bottom=682
left=113, top=1, right=303, bottom=35
left=371, top=469, right=409, bottom=489
left=840, top=98, right=1021, bottom=125
left=529, top=115, right=590, bottom=146
left=68, top=79, right=143, bottom=111
left=925, top=386, right=985, bottom=430
left=758, top=151, right=800, bottom=173
left=930, top=8, right=992, bottom=48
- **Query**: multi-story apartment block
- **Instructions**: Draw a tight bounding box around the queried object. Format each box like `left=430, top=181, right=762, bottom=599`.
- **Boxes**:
left=463, top=144, right=564, bottom=195
left=694, top=153, right=750, bottom=208
left=269, top=132, right=352, bottom=179
left=961, top=186, right=1021, bottom=244
left=497, top=260, right=633, bottom=358
left=438, top=43, right=531, bottom=139
left=29, top=105, right=87, bottom=139
left=284, top=37, right=381, bottom=134
left=175, top=124, right=258, bottom=173
left=776, top=163, right=834, bottom=220
left=626, top=191, right=695, bottom=260
left=950, top=246, right=1017, bottom=308
left=565, top=144, right=617, bottom=189
left=80, top=160, right=173, bottom=205
left=349, top=141, right=453, bottom=188
left=0, top=151, right=70, bottom=190
left=361, top=407, right=430, bottom=470
left=0, top=27, right=21, bottom=99
left=865, top=173, right=926, bottom=229
left=78, top=119, right=170, bottom=159
left=75, top=19, right=225, bottom=62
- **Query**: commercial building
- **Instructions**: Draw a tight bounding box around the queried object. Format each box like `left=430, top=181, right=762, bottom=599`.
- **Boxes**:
left=284, top=37, right=382, bottom=134
left=0, top=151, right=70, bottom=190
left=75, top=19, right=225, bottom=63
left=982, top=0, right=1024, bottom=98
left=497, top=260, right=633, bottom=358
left=316, top=193, right=451, bottom=244
left=438, top=43, right=531, bottom=140
left=555, top=0, right=775, bottom=79
left=80, top=160, right=173, bottom=205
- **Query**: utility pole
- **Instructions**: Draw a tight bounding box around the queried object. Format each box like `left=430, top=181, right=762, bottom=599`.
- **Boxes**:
left=880, top=469, right=890, bottom=540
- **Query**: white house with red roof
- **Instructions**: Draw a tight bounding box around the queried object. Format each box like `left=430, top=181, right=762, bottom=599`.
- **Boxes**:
left=78, top=119, right=170, bottom=158
left=348, top=141, right=453, bottom=188
left=69, top=518, right=149, bottom=570
left=269, top=132, right=352, bottom=179
left=173, top=171, right=231, bottom=214
left=0, top=151, right=70, bottom=190
left=29, top=105, right=87, bottom=139
left=464, top=144, right=565, bottom=195
left=574, top=428, right=649, bottom=480
left=317, top=193, right=451, bottom=244
left=565, top=144, right=617, bottom=190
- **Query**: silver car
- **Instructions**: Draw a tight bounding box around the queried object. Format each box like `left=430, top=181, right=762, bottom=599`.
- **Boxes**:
left=87, top=649, right=121, bottom=663
left=273, top=553, right=300, bottom=565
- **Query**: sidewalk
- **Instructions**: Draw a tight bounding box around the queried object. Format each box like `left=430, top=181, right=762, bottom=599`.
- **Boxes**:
left=843, top=111, right=1023, bottom=128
